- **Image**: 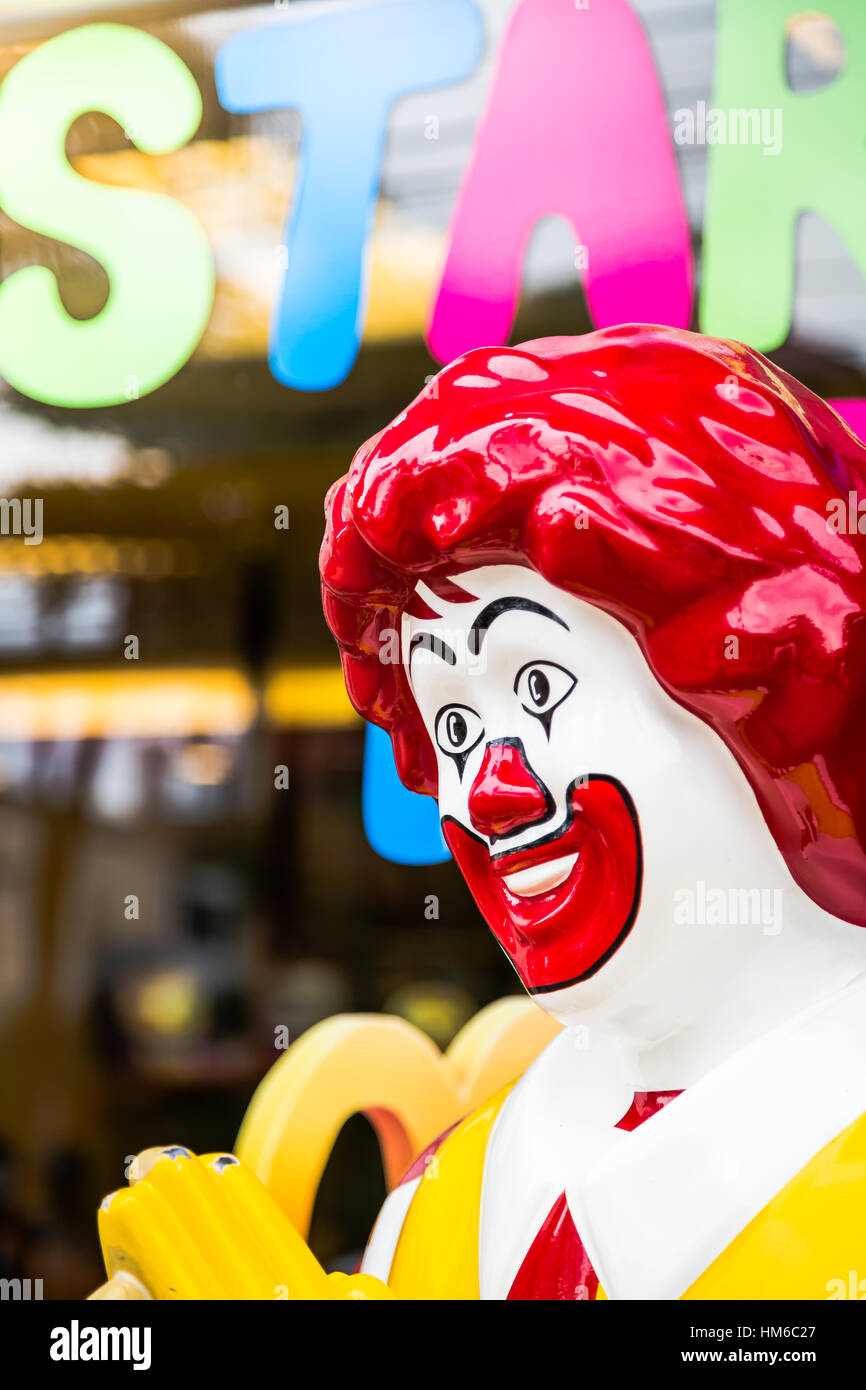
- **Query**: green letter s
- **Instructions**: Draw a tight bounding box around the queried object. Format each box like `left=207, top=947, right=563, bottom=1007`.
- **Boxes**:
left=0, top=24, right=214, bottom=407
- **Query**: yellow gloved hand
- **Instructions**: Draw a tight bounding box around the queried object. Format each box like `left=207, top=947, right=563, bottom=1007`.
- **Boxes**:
left=92, top=1145, right=391, bottom=1301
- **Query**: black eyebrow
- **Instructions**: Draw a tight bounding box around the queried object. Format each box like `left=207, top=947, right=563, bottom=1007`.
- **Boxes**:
left=409, top=632, right=457, bottom=665
left=468, top=597, right=569, bottom=656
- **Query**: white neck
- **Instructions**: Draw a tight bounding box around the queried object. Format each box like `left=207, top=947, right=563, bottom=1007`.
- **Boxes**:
left=591, top=909, right=866, bottom=1090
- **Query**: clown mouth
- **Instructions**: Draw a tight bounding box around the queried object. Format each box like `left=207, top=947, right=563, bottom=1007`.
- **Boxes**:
left=500, top=851, right=580, bottom=898
left=442, top=774, right=643, bottom=993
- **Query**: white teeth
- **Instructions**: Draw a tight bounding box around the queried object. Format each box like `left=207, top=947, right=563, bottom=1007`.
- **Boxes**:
left=501, top=852, right=579, bottom=898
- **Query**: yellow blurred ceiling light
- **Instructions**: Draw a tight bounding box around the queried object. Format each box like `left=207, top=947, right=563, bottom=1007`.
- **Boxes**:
left=0, top=665, right=356, bottom=740
left=263, top=667, right=357, bottom=728
left=131, top=967, right=202, bottom=1037
left=0, top=668, right=254, bottom=741
left=0, top=535, right=205, bottom=578
left=383, top=982, right=478, bottom=1050
left=176, top=739, right=234, bottom=786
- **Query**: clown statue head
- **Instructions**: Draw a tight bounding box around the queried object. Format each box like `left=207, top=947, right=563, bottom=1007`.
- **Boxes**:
left=321, top=326, right=866, bottom=1299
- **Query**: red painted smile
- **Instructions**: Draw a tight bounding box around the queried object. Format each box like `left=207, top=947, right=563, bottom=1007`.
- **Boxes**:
left=443, top=776, right=643, bottom=992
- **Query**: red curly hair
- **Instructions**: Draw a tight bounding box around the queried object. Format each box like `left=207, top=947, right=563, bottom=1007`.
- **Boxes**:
left=320, top=324, right=866, bottom=926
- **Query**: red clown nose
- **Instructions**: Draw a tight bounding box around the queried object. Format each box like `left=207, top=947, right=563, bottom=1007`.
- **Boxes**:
left=467, top=741, right=550, bottom=839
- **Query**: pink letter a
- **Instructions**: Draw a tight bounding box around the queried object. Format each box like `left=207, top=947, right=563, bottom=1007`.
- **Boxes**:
left=428, top=0, right=693, bottom=362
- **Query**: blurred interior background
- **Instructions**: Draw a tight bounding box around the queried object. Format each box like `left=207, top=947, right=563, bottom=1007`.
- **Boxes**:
left=0, top=0, right=863, bottom=1296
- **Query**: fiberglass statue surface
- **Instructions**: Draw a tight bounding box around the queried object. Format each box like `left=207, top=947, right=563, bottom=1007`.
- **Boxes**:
left=92, top=324, right=866, bottom=1300
left=319, top=323, right=866, bottom=1299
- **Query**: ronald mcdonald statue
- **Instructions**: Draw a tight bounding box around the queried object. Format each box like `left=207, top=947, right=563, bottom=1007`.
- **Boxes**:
left=92, top=325, right=866, bottom=1300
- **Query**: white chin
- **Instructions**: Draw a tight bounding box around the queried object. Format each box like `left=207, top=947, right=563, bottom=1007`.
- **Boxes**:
left=502, top=852, right=579, bottom=897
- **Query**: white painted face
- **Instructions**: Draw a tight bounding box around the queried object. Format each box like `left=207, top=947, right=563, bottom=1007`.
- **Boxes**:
left=402, top=564, right=813, bottom=1036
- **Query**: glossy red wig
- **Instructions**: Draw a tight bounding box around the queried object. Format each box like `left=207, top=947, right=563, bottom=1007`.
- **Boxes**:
left=320, top=324, right=866, bottom=926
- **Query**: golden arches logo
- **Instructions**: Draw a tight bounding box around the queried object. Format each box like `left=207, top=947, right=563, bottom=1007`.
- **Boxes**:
left=237, top=997, right=560, bottom=1239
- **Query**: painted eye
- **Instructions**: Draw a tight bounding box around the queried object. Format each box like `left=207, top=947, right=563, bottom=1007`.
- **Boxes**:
left=435, top=704, right=484, bottom=759
left=514, top=662, right=576, bottom=720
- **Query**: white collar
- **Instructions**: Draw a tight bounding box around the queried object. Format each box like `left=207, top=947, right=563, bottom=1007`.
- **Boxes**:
left=567, top=971, right=866, bottom=1299
left=479, top=1027, right=635, bottom=1299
